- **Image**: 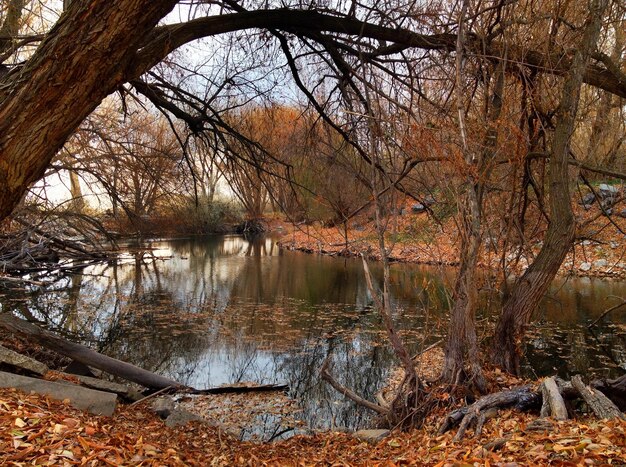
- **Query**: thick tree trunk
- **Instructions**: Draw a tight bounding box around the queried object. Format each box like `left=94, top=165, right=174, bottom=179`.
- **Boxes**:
left=491, top=0, right=608, bottom=375
left=0, top=0, right=177, bottom=221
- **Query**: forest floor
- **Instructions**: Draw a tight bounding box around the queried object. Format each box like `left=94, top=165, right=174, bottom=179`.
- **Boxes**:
left=274, top=195, right=626, bottom=280
left=2, top=335, right=625, bottom=465
left=2, top=385, right=625, bottom=466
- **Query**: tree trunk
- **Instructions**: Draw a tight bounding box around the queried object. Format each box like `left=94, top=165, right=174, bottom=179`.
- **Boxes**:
left=491, top=0, right=609, bottom=375
left=441, top=39, right=505, bottom=390
left=0, top=313, right=185, bottom=390
left=68, top=170, right=85, bottom=212
left=0, top=0, right=177, bottom=221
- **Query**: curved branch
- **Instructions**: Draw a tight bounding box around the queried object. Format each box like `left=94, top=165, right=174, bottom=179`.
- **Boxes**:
left=129, top=9, right=626, bottom=98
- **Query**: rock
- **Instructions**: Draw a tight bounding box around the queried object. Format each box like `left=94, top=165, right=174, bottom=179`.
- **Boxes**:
left=578, top=193, right=596, bottom=205
left=152, top=397, right=175, bottom=418
left=411, top=203, right=426, bottom=213
left=619, top=209, right=626, bottom=219
left=598, top=184, right=619, bottom=198
left=580, top=262, right=592, bottom=272
left=423, top=195, right=436, bottom=206
left=353, top=429, right=390, bottom=444
left=601, top=197, right=617, bottom=209
left=610, top=241, right=619, bottom=249
left=63, top=372, right=142, bottom=401
left=164, top=408, right=204, bottom=428
left=0, top=345, right=49, bottom=375
left=0, top=371, right=117, bottom=416
left=593, top=259, right=608, bottom=268
left=602, top=208, right=613, bottom=216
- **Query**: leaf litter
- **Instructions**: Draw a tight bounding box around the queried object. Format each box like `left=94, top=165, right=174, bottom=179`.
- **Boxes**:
left=2, top=385, right=625, bottom=466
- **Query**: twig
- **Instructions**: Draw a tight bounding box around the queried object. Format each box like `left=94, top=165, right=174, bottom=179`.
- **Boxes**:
left=411, top=339, right=443, bottom=361
left=129, top=386, right=175, bottom=408
left=0, top=275, right=47, bottom=287
left=588, top=300, right=626, bottom=328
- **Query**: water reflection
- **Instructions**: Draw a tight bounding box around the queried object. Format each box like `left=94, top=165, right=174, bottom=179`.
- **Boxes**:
left=0, top=235, right=625, bottom=434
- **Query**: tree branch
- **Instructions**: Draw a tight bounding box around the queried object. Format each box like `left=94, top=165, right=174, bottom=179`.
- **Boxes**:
left=129, top=9, right=626, bottom=98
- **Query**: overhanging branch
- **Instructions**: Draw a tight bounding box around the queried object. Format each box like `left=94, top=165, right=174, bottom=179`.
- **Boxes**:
left=129, top=9, right=626, bottom=98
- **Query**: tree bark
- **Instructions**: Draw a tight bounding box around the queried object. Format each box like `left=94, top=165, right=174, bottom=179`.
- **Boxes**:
left=491, top=0, right=609, bottom=375
left=540, top=376, right=568, bottom=420
left=0, top=313, right=185, bottom=390
left=593, top=375, right=626, bottom=411
left=571, top=375, right=625, bottom=420
left=0, top=0, right=177, bottom=221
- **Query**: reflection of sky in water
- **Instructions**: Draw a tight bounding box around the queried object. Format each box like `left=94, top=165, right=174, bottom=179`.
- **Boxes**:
left=1, top=235, right=625, bottom=433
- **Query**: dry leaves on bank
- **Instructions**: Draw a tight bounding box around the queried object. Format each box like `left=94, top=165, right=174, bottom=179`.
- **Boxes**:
left=2, top=386, right=626, bottom=466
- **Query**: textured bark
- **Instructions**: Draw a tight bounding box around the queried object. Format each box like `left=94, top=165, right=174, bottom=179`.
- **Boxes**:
left=0, top=0, right=27, bottom=56
left=491, top=0, right=609, bottom=375
left=571, top=375, right=625, bottom=420
left=0, top=0, right=177, bottom=220
left=0, top=313, right=185, bottom=390
left=438, top=385, right=540, bottom=440
left=540, top=376, right=568, bottom=420
left=441, top=57, right=505, bottom=389
left=593, top=375, right=626, bottom=411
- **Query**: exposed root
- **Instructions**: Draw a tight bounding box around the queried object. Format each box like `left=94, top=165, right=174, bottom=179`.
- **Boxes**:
left=440, top=374, right=626, bottom=441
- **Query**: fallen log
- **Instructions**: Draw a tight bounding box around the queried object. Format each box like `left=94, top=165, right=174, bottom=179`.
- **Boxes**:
left=540, top=376, right=568, bottom=420
left=188, top=383, right=289, bottom=395
left=0, top=344, right=49, bottom=375
left=592, top=374, right=626, bottom=411
left=0, top=313, right=187, bottom=391
left=571, top=375, right=625, bottom=420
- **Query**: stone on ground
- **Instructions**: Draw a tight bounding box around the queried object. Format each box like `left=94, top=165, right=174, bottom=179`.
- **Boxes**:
left=0, top=345, right=49, bottom=375
left=354, top=429, right=390, bottom=444
left=0, top=371, right=117, bottom=416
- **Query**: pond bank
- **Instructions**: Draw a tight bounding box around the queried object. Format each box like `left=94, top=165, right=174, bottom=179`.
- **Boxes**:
left=1, top=385, right=625, bottom=465
left=273, top=207, right=626, bottom=280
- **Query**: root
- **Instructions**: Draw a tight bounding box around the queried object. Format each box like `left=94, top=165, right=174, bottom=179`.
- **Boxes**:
left=440, top=374, right=626, bottom=441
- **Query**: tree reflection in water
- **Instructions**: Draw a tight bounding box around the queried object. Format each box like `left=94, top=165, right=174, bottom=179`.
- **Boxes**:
left=1, top=235, right=625, bottom=434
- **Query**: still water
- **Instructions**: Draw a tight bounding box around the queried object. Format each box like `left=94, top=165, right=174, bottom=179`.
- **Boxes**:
left=1, top=235, right=625, bottom=435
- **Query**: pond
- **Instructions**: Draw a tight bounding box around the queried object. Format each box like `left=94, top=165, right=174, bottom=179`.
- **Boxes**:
left=1, top=235, right=625, bottom=439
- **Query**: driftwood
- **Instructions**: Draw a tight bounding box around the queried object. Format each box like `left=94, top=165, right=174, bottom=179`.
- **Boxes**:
left=571, top=375, right=625, bottom=420
left=0, top=313, right=186, bottom=391
left=593, top=374, right=626, bottom=411
left=188, top=383, right=288, bottom=395
left=540, top=376, right=568, bottom=420
left=0, top=344, right=49, bottom=375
